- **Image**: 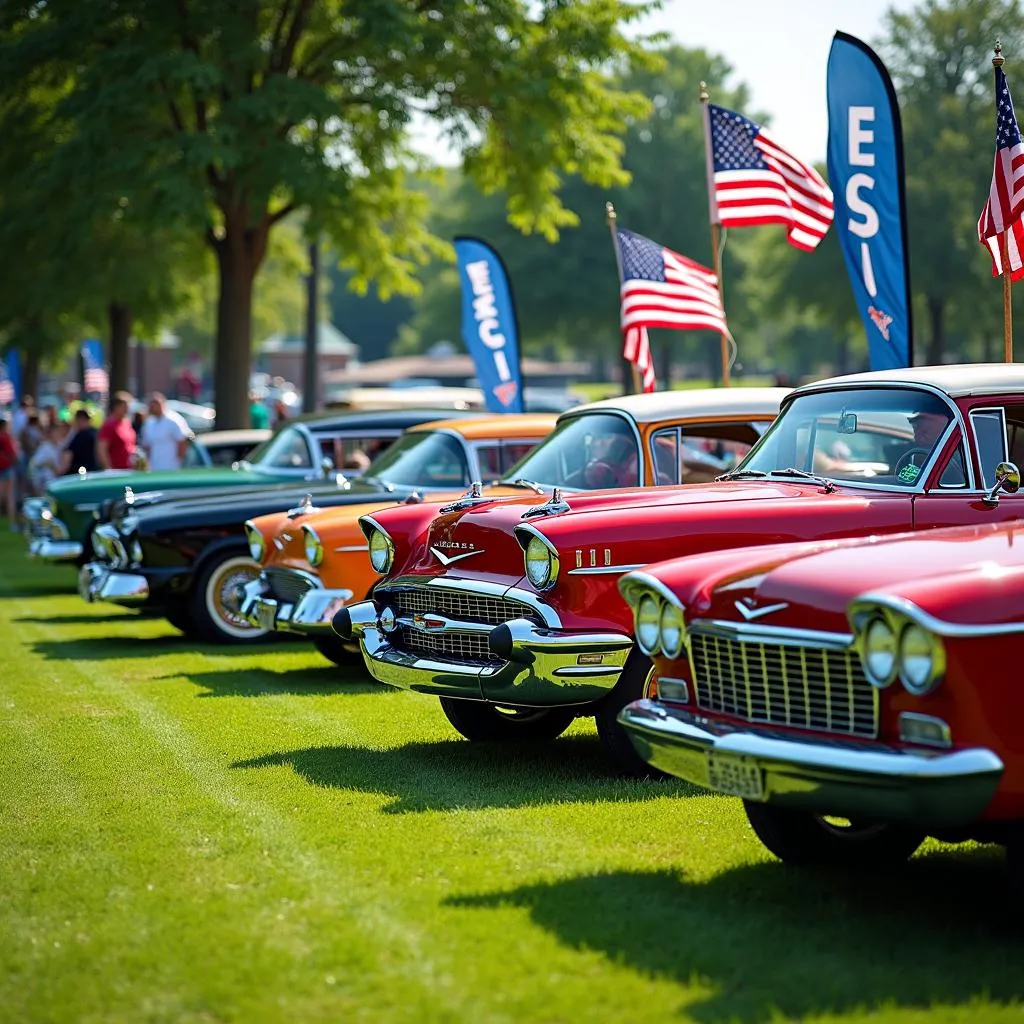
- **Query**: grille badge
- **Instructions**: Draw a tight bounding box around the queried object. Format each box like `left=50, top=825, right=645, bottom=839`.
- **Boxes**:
left=734, top=598, right=789, bottom=621
left=430, top=545, right=483, bottom=566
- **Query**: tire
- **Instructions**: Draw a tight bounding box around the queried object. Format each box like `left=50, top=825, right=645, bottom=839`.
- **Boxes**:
left=164, top=601, right=195, bottom=635
left=188, top=550, right=270, bottom=644
left=743, top=801, right=925, bottom=866
left=594, top=650, right=668, bottom=778
left=438, top=697, right=575, bottom=743
left=313, top=634, right=363, bottom=667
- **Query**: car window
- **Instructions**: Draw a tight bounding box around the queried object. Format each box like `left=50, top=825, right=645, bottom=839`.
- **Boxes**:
left=502, top=413, right=639, bottom=490
left=651, top=422, right=764, bottom=485
left=971, top=408, right=1009, bottom=488
left=937, top=444, right=968, bottom=488
left=364, top=431, right=470, bottom=488
left=252, top=425, right=313, bottom=470
left=475, top=444, right=503, bottom=482
left=502, top=441, right=538, bottom=473
left=182, top=440, right=206, bottom=469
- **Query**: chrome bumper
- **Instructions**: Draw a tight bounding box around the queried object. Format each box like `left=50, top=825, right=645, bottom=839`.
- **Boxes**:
left=28, top=536, right=83, bottom=561
left=238, top=577, right=353, bottom=635
left=618, top=700, right=1005, bottom=829
left=77, top=562, right=150, bottom=606
left=334, top=599, right=633, bottom=706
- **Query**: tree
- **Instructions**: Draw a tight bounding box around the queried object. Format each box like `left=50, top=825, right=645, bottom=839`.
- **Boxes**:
left=2, top=1, right=657, bottom=425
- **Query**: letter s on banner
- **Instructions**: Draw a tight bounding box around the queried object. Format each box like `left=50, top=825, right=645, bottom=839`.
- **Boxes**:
left=454, top=236, right=524, bottom=413
left=826, top=31, right=912, bottom=369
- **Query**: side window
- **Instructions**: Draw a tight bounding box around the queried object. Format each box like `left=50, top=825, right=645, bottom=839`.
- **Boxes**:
left=680, top=424, right=759, bottom=481
left=476, top=444, right=503, bottom=481
left=937, top=444, right=968, bottom=488
left=182, top=440, right=205, bottom=468
left=649, top=429, right=680, bottom=484
left=501, top=442, right=537, bottom=474
left=970, top=408, right=1009, bottom=488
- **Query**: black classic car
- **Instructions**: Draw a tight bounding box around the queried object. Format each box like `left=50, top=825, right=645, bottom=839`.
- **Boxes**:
left=78, top=412, right=551, bottom=648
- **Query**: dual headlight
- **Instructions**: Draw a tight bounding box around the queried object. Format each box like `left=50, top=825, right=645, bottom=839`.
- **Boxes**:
left=524, top=534, right=559, bottom=590
left=244, top=520, right=265, bottom=562
left=366, top=523, right=395, bottom=574
left=632, top=589, right=685, bottom=659
left=856, top=604, right=945, bottom=695
left=302, top=525, right=324, bottom=567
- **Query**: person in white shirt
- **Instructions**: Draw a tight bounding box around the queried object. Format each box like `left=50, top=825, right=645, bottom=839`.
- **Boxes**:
left=140, top=392, right=190, bottom=471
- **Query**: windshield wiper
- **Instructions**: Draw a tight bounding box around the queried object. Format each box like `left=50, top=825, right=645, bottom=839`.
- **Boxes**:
left=503, top=477, right=546, bottom=493
left=768, top=467, right=837, bottom=492
left=717, top=468, right=768, bottom=480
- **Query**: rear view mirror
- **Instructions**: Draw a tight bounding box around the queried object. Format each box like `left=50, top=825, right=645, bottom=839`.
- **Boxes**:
left=838, top=412, right=858, bottom=434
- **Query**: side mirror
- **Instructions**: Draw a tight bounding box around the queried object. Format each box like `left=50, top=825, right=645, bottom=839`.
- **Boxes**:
left=984, top=461, right=1020, bottom=506
left=320, top=456, right=335, bottom=477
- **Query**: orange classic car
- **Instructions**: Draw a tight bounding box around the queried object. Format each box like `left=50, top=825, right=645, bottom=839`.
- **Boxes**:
left=239, top=414, right=555, bottom=663
left=246, top=387, right=787, bottom=666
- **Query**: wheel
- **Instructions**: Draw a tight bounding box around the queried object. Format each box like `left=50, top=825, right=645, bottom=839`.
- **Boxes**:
left=313, top=634, right=363, bottom=667
left=438, top=697, right=575, bottom=743
left=594, top=651, right=668, bottom=778
left=188, top=550, right=270, bottom=644
left=743, top=802, right=925, bottom=866
left=164, top=601, right=195, bottom=635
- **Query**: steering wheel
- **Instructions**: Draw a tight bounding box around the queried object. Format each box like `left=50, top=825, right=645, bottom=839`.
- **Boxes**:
left=583, top=459, right=619, bottom=489
left=893, top=447, right=930, bottom=484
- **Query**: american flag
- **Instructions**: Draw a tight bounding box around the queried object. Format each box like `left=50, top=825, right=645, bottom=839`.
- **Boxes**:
left=708, top=103, right=834, bottom=251
left=617, top=228, right=730, bottom=392
left=81, top=341, right=109, bottom=396
left=979, top=67, right=1024, bottom=279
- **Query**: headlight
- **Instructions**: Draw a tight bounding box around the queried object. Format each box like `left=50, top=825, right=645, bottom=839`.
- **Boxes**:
left=303, top=525, right=324, bottom=567
left=863, top=616, right=897, bottom=687
left=244, top=521, right=265, bottom=562
left=898, top=623, right=944, bottom=694
left=636, top=593, right=662, bottom=655
left=368, top=527, right=394, bottom=574
left=524, top=535, right=558, bottom=590
left=659, top=601, right=685, bottom=659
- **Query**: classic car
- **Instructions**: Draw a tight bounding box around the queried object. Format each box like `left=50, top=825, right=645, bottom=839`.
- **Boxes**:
left=238, top=416, right=558, bottom=661
left=23, top=408, right=468, bottom=565
left=193, top=429, right=272, bottom=467
left=616, top=514, right=1024, bottom=870
left=77, top=414, right=555, bottom=645
left=333, top=365, right=1024, bottom=775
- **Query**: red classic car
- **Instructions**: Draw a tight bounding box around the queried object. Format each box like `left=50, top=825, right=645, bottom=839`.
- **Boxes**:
left=616, top=515, right=1024, bottom=871
left=334, top=365, right=1024, bottom=775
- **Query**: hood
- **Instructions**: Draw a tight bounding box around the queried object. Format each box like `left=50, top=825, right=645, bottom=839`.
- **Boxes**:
left=50, top=466, right=255, bottom=504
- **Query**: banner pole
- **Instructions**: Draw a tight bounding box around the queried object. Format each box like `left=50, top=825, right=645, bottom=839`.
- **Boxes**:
left=606, top=202, right=642, bottom=394
left=994, top=42, right=1015, bottom=362
left=700, top=82, right=731, bottom=387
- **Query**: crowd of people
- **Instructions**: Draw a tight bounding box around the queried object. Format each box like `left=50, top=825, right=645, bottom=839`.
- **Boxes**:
left=0, top=390, right=193, bottom=531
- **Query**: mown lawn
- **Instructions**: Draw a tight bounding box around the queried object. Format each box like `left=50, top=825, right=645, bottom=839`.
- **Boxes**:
left=1, top=532, right=1022, bottom=1023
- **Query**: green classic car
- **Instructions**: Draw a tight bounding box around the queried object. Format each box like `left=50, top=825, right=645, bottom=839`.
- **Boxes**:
left=23, top=409, right=456, bottom=564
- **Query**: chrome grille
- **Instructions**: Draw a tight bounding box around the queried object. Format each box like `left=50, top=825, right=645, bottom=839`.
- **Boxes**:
left=398, top=627, right=496, bottom=664
left=266, top=567, right=318, bottom=606
left=391, top=588, right=533, bottom=626
left=93, top=526, right=128, bottom=567
left=690, top=631, right=877, bottom=737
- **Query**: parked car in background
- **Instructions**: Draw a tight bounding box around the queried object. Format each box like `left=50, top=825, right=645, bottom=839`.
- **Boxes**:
left=616, top=516, right=1024, bottom=873
left=23, top=409, right=467, bottom=566
left=77, top=415, right=555, bottom=644
left=335, top=366, right=1024, bottom=775
left=238, top=416, right=556, bottom=660
left=193, top=429, right=271, bottom=467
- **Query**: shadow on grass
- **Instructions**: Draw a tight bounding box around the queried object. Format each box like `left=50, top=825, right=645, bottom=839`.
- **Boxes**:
left=447, top=851, right=1022, bottom=1022
left=176, top=665, right=380, bottom=699
left=233, top=734, right=701, bottom=812
left=0, top=581, right=80, bottom=599
left=15, top=612, right=133, bottom=625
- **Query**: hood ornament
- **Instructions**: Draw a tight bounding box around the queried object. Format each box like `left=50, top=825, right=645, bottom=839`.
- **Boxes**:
left=123, top=485, right=135, bottom=506
left=286, top=493, right=318, bottom=519
left=403, top=490, right=424, bottom=505
left=439, top=481, right=489, bottom=514
left=522, top=487, right=571, bottom=519
left=734, top=597, right=789, bottom=621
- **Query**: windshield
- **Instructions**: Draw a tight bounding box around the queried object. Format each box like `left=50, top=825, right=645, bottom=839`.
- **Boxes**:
left=736, top=387, right=955, bottom=487
left=364, top=431, right=471, bottom=488
left=244, top=425, right=312, bottom=471
left=502, top=412, right=641, bottom=490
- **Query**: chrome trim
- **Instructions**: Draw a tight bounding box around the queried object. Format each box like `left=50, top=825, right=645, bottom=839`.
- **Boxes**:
left=238, top=574, right=354, bottom=634
left=334, top=544, right=368, bottom=552
left=969, top=406, right=1009, bottom=490
left=360, top=514, right=395, bottom=574
left=514, top=523, right=560, bottom=591
left=899, top=711, right=953, bottom=749
left=439, top=481, right=486, bottom=514
left=521, top=487, right=572, bottom=519
left=401, top=611, right=494, bottom=635
left=77, top=563, right=150, bottom=606
left=690, top=618, right=853, bottom=650
left=27, top=537, right=83, bottom=561
left=619, top=570, right=686, bottom=611
left=618, top=700, right=1004, bottom=829
left=73, top=502, right=101, bottom=513
left=851, top=592, right=1024, bottom=638
left=569, top=563, right=646, bottom=576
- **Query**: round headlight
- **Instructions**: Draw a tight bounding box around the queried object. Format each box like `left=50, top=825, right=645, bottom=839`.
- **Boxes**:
left=368, top=527, right=394, bottom=574
left=863, top=616, right=897, bottom=687
left=899, top=623, right=942, bottom=694
left=244, top=521, right=265, bottom=562
left=525, top=535, right=555, bottom=589
left=636, top=593, right=662, bottom=655
left=303, top=526, right=324, bottom=568
left=659, top=601, right=685, bottom=659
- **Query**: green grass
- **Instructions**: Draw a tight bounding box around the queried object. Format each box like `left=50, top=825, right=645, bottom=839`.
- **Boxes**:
left=1, top=532, right=1023, bottom=1023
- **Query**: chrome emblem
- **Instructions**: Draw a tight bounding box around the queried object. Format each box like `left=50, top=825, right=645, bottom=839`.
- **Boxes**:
left=412, top=613, right=445, bottom=631
left=575, top=548, right=612, bottom=569
left=734, top=598, right=789, bottom=621
left=430, top=545, right=483, bottom=566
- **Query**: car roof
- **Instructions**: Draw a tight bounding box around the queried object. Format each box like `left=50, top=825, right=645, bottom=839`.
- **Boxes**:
left=291, top=408, right=490, bottom=431
left=410, top=414, right=557, bottom=440
left=198, top=429, right=272, bottom=445
left=795, top=363, right=1024, bottom=399
left=567, top=387, right=791, bottom=424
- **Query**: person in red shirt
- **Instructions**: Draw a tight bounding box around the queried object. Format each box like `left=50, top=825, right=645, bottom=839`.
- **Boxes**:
left=97, top=392, right=137, bottom=471
left=0, top=417, right=19, bottom=529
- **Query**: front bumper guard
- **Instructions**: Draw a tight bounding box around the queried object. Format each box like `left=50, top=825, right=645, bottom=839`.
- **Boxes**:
left=28, top=536, right=84, bottom=562
left=618, top=699, right=1005, bottom=830
left=238, top=577, right=354, bottom=635
left=78, top=562, right=150, bottom=606
left=334, top=600, right=633, bottom=706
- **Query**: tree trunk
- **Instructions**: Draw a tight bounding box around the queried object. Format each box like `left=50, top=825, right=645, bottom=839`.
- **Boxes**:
left=212, top=213, right=268, bottom=429
left=926, top=296, right=944, bottom=365
left=303, top=239, right=320, bottom=414
left=108, top=303, right=132, bottom=395
left=22, top=347, right=40, bottom=400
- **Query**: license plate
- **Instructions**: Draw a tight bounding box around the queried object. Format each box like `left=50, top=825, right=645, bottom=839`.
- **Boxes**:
left=256, top=601, right=278, bottom=630
left=706, top=752, right=765, bottom=801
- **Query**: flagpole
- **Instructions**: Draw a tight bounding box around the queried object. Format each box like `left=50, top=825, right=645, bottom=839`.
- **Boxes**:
left=994, top=42, right=1015, bottom=362
left=606, top=202, right=643, bottom=394
left=700, top=81, right=732, bottom=387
